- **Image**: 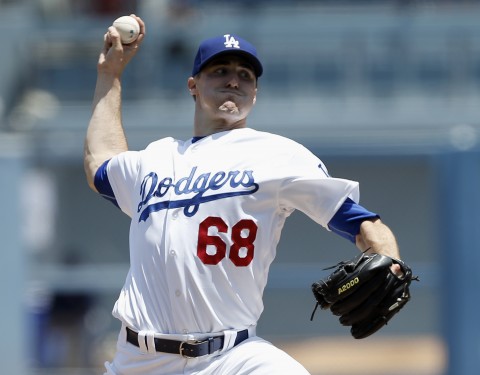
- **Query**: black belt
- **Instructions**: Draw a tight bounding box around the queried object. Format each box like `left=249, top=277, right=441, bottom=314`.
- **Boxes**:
left=126, top=327, right=249, bottom=358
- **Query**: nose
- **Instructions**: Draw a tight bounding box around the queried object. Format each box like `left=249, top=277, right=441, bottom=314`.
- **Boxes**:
left=226, top=74, right=239, bottom=89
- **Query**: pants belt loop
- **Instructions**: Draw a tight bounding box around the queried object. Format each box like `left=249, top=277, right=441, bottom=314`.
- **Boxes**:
left=146, top=333, right=156, bottom=354
left=137, top=330, right=148, bottom=353
left=208, top=337, right=215, bottom=354
left=220, top=330, right=237, bottom=354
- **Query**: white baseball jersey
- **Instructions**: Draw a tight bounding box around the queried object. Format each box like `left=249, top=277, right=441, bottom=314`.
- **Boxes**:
left=104, top=128, right=359, bottom=335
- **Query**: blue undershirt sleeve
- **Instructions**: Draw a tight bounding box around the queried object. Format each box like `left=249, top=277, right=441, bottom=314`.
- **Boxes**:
left=327, top=197, right=379, bottom=243
left=94, top=159, right=120, bottom=209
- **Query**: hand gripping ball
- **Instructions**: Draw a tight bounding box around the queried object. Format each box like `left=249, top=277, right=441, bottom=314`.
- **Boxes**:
left=113, top=16, right=140, bottom=44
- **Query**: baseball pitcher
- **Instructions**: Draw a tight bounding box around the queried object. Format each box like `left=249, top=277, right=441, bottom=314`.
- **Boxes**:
left=84, top=14, right=415, bottom=375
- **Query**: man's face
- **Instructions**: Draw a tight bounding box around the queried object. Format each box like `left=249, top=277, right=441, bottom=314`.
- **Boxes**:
left=189, top=55, right=258, bottom=122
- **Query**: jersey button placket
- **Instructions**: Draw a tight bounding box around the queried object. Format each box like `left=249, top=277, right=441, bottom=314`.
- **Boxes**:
left=164, top=208, right=183, bottom=320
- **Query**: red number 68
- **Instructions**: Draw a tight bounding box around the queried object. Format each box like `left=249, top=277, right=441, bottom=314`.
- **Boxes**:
left=197, top=216, right=258, bottom=267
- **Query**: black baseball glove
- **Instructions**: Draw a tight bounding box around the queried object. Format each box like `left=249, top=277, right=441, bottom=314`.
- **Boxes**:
left=310, top=252, right=417, bottom=339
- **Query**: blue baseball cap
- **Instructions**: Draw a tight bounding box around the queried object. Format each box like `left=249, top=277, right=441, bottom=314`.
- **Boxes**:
left=192, top=34, right=263, bottom=78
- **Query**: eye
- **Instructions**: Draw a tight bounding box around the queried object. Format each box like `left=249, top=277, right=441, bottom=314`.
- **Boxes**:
left=239, top=69, right=255, bottom=81
left=213, top=67, right=227, bottom=75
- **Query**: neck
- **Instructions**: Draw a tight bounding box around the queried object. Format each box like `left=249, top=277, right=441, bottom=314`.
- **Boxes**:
left=193, top=111, right=247, bottom=137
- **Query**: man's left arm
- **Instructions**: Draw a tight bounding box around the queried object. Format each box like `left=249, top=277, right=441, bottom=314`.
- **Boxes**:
left=356, top=218, right=402, bottom=274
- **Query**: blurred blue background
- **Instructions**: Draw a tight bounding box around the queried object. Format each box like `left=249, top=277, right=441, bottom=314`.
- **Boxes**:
left=1, top=0, right=479, bottom=374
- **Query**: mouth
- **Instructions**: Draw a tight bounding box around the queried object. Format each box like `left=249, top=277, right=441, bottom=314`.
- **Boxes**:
left=218, top=100, right=239, bottom=114
left=219, top=90, right=243, bottom=98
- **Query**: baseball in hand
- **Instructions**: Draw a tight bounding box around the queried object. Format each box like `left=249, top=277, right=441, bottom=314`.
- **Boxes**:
left=113, top=16, right=140, bottom=44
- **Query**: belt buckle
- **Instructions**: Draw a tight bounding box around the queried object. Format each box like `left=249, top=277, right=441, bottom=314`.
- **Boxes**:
left=179, top=340, right=204, bottom=359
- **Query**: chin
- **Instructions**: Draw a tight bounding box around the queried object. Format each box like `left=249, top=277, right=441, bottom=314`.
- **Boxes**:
left=217, top=111, right=246, bottom=126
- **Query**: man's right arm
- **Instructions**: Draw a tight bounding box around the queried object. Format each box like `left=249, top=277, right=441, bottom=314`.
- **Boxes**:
left=84, top=15, right=145, bottom=192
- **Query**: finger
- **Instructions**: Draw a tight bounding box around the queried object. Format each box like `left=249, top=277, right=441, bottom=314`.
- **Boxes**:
left=128, top=14, right=146, bottom=45
left=390, top=263, right=403, bottom=277
left=103, top=31, right=113, bottom=49
left=107, top=26, right=123, bottom=51
left=130, top=14, right=146, bottom=36
left=98, top=32, right=112, bottom=65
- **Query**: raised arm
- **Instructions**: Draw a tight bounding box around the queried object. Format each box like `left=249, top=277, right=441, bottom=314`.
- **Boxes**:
left=84, top=15, right=145, bottom=191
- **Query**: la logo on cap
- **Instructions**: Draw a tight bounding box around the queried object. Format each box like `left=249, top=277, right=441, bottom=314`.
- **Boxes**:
left=224, top=34, right=240, bottom=49
left=191, top=34, right=263, bottom=77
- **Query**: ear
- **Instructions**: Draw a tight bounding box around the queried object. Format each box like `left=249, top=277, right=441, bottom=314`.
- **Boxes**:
left=187, top=77, right=197, bottom=97
left=253, top=88, right=257, bottom=105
